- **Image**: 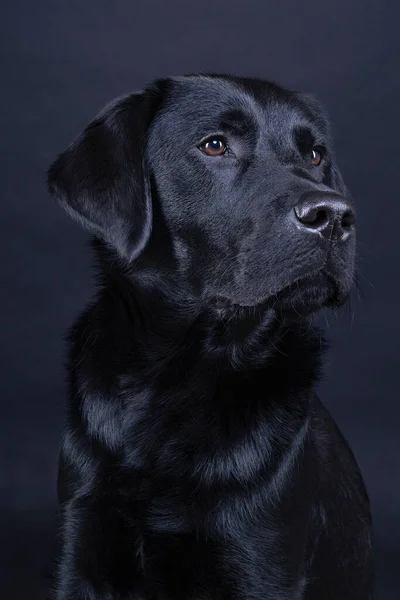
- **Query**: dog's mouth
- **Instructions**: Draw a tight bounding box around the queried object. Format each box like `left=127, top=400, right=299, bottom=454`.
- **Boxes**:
left=211, top=269, right=348, bottom=317
left=272, top=270, right=344, bottom=317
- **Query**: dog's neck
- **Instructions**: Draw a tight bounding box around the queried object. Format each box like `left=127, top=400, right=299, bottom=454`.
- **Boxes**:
left=66, top=242, right=327, bottom=482
left=89, top=240, right=325, bottom=391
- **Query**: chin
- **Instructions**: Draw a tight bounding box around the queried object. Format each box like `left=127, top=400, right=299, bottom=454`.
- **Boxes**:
left=210, top=269, right=353, bottom=320
left=273, top=271, right=351, bottom=318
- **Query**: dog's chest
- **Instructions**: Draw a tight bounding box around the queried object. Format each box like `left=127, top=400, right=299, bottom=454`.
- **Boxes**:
left=136, top=492, right=310, bottom=600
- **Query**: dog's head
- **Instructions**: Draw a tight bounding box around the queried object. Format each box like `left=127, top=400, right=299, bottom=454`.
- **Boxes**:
left=48, top=74, right=356, bottom=318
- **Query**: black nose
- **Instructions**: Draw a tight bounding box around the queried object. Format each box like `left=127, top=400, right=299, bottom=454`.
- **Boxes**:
left=294, top=193, right=355, bottom=240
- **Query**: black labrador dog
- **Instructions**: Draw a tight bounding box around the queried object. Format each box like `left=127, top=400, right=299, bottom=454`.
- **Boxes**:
left=48, top=74, right=373, bottom=600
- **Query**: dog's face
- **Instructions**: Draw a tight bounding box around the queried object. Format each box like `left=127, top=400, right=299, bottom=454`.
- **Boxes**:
left=49, top=74, right=356, bottom=317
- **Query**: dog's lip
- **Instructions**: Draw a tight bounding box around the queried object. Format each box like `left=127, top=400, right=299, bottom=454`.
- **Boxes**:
left=211, top=269, right=344, bottom=311
left=213, top=298, right=232, bottom=309
left=211, top=296, right=268, bottom=310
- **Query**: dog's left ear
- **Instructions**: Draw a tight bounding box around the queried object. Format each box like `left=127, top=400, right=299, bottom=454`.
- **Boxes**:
left=48, top=85, right=166, bottom=261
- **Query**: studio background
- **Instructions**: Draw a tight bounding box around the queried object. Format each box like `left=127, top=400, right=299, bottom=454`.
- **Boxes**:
left=1, top=1, right=399, bottom=598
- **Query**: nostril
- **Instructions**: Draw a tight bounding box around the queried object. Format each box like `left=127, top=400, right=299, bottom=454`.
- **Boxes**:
left=341, top=210, right=356, bottom=229
left=294, top=205, right=330, bottom=229
left=313, top=209, right=329, bottom=228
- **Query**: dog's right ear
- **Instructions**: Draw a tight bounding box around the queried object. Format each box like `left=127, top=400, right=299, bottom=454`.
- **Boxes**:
left=48, top=84, right=167, bottom=262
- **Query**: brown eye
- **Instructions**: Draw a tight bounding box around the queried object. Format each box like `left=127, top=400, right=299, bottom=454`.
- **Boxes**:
left=311, top=148, right=323, bottom=166
left=201, top=138, right=227, bottom=156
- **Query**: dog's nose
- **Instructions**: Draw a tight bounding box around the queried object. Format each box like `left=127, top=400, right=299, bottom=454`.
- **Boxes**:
left=294, top=193, right=355, bottom=240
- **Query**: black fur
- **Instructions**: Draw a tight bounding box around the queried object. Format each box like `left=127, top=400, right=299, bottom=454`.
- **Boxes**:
left=48, top=74, right=373, bottom=599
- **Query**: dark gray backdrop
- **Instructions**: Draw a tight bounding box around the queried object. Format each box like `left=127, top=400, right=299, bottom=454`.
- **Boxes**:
left=1, top=1, right=399, bottom=598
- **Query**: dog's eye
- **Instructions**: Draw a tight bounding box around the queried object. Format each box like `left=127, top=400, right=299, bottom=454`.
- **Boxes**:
left=311, top=148, right=323, bottom=166
left=199, top=138, right=227, bottom=157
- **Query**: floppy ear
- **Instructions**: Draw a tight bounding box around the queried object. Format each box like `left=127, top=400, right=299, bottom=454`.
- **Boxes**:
left=48, top=87, right=164, bottom=261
